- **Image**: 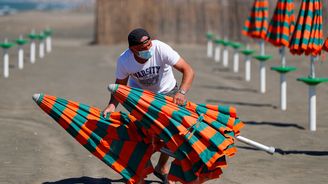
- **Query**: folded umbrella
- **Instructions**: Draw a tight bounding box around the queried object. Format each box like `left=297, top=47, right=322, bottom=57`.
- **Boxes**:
left=32, top=93, right=157, bottom=184
left=242, top=0, right=269, bottom=40
left=107, top=84, right=244, bottom=183
left=266, top=0, right=295, bottom=47
left=289, top=0, right=323, bottom=56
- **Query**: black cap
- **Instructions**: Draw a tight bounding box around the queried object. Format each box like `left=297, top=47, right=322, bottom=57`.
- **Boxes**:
left=128, top=28, right=150, bottom=47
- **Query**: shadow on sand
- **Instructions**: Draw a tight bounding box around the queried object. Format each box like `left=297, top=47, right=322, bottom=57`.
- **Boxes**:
left=201, top=84, right=257, bottom=93
left=244, top=121, right=305, bottom=130
left=206, top=99, right=277, bottom=109
left=43, top=176, right=161, bottom=184
left=237, top=146, right=328, bottom=156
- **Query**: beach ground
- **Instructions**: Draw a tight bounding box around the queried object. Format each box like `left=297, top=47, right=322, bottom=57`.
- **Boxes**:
left=0, top=11, right=328, bottom=184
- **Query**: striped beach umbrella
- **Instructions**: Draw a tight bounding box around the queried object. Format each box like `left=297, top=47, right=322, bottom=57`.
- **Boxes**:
left=289, top=0, right=327, bottom=131
left=107, top=84, right=244, bottom=183
left=289, top=0, right=323, bottom=56
left=242, top=0, right=269, bottom=40
left=32, top=93, right=157, bottom=184
left=243, top=0, right=272, bottom=94
left=266, top=0, right=295, bottom=47
left=266, top=0, right=296, bottom=111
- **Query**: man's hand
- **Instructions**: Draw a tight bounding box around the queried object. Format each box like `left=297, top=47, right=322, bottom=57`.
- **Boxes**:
left=102, top=104, right=116, bottom=117
left=173, top=92, right=186, bottom=105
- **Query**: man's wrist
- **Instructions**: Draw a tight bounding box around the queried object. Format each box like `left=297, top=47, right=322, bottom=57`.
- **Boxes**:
left=178, top=89, right=187, bottom=95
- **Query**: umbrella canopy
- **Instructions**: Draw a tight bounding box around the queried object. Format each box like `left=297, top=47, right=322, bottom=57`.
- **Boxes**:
left=32, top=93, right=158, bottom=184
left=289, top=0, right=323, bottom=56
left=266, top=0, right=295, bottom=47
left=108, top=84, right=244, bottom=183
left=323, top=38, right=328, bottom=52
left=242, top=0, right=269, bottom=40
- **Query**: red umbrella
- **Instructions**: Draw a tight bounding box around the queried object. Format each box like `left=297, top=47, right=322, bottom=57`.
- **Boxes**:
left=289, top=0, right=323, bottom=56
left=242, top=0, right=269, bottom=40
left=32, top=93, right=157, bottom=184
left=108, top=84, right=244, bottom=183
left=266, top=0, right=295, bottom=47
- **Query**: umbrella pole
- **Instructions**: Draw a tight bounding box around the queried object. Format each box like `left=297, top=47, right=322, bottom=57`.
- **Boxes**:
left=233, top=48, right=239, bottom=73
left=207, top=39, right=213, bottom=58
left=223, top=38, right=229, bottom=67
left=18, top=45, right=24, bottom=70
left=245, top=44, right=251, bottom=82
left=3, top=48, right=9, bottom=78
left=309, top=56, right=316, bottom=131
left=280, top=47, right=287, bottom=111
left=259, top=40, right=266, bottom=93
left=39, top=39, right=45, bottom=59
left=30, top=40, right=36, bottom=63
left=214, top=43, right=221, bottom=63
left=46, top=36, right=52, bottom=53
left=236, top=135, right=275, bottom=154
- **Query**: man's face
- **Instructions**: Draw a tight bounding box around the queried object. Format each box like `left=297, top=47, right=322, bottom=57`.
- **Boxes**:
left=130, top=36, right=152, bottom=54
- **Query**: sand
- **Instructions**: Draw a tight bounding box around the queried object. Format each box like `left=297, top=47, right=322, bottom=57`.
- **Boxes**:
left=0, top=10, right=328, bottom=184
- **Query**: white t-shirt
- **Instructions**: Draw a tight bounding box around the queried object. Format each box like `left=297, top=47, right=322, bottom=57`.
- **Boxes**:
left=115, top=40, right=180, bottom=93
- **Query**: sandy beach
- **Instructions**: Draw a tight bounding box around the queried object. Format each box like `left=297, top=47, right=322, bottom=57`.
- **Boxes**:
left=0, top=10, right=328, bottom=184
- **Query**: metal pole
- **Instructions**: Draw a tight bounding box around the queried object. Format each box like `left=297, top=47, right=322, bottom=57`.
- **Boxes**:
left=281, top=74, right=287, bottom=111
left=309, top=56, right=316, bottom=131
left=280, top=47, right=286, bottom=110
left=223, top=46, right=228, bottom=67
left=245, top=55, right=251, bottom=82
left=236, top=135, right=275, bottom=154
left=18, top=46, right=24, bottom=70
left=309, top=85, right=316, bottom=131
left=280, top=46, right=286, bottom=67
left=39, top=40, right=45, bottom=59
left=260, top=40, right=266, bottom=93
left=260, top=61, right=266, bottom=93
left=3, top=49, right=9, bottom=78
left=207, top=40, right=213, bottom=58
left=30, top=41, right=36, bottom=63
left=214, top=44, right=221, bottom=63
left=233, top=49, right=239, bottom=73
left=46, top=36, right=52, bottom=53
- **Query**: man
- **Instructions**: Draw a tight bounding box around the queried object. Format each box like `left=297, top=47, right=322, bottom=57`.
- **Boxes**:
left=103, top=28, right=194, bottom=184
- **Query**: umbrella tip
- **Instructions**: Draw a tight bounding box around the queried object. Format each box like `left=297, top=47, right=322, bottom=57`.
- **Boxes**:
left=32, top=93, right=41, bottom=102
left=107, top=84, right=118, bottom=93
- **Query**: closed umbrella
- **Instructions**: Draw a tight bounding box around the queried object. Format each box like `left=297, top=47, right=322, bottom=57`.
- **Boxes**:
left=242, top=0, right=272, bottom=93
left=108, top=84, right=276, bottom=183
left=289, top=0, right=328, bottom=131
left=266, top=0, right=297, bottom=111
left=289, top=0, right=323, bottom=55
left=32, top=93, right=156, bottom=184
left=242, top=0, right=269, bottom=40
left=108, top=84, right=243, bottom=183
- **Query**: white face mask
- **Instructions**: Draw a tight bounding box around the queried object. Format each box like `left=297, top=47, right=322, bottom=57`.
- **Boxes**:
left=138, top=47, right=153, bottom=60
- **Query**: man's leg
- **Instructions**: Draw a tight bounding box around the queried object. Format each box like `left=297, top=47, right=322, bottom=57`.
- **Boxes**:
left=155, top=152, right=170, bottom=174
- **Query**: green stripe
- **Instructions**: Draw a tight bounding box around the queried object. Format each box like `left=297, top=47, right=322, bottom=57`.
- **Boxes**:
left=126, top=142, right=150, bottom=172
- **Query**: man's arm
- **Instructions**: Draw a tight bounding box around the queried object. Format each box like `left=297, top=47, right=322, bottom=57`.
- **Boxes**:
left=172, top=57, right=195, bottom=105
left=103, top=77, right=129, bottom=117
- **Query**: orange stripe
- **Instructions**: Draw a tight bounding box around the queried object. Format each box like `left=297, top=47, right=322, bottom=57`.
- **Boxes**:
left=40, top=95, right=56, bottom=115
left=93, top=139, right=111, bottom=160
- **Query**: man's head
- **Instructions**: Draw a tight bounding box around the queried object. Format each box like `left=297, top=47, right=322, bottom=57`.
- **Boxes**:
left=128, top=28, right=151, bottom=47
left=128, top=28, right=153, bottom=60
